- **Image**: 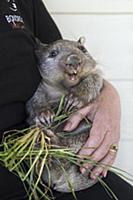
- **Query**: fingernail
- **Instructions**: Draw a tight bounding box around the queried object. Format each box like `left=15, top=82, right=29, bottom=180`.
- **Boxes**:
left=86, top=164, right=92, bottom=169
left=103, top=171, right=108, bottom=178
left=91, top=173, right=99, bottom=180
left=80, top=168, right=86, bottom=174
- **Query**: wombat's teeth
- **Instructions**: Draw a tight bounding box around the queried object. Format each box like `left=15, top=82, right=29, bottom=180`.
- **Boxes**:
left=73, top=70, right=77, bottom=75
left=70, top=75, right=77, bottom=81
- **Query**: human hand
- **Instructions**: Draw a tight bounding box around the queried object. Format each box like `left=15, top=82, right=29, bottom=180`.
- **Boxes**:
left=63, top=80, right=121, bottom=179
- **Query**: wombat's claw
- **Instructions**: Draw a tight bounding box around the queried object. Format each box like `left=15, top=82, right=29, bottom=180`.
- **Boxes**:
left=64, top=93, right=73, bottom=112
left=44, top=129, right=56, bottom=144
left=45, top=129, right=59, bottom=145
left=64, top=94, right=83, bottom=112
left=35, top=110, right=55, bottom=127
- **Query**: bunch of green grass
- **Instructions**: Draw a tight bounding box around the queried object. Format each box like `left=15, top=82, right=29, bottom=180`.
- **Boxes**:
left=0, top=96, right=133, bottom=200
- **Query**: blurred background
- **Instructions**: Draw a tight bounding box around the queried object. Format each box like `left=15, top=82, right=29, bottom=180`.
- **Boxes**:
left=43, top=0, right=133, bottom=184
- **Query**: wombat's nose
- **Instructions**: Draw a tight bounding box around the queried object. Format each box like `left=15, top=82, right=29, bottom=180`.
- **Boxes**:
left=66, top=54, right=81, bottom=68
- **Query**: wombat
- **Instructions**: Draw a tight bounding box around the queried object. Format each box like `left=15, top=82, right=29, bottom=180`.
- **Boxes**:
left=26, top=37, right=103, bottom=192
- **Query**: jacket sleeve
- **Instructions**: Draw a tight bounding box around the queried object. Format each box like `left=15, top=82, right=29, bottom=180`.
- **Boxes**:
left=32, top=0, right=62, bottom=43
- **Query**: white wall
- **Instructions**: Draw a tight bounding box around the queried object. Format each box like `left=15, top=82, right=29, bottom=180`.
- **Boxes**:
left=43, top=0, right=133, bottom=182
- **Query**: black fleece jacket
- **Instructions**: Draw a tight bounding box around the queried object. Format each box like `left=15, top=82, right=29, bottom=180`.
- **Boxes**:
left=0, top=0, right=62, bottom=136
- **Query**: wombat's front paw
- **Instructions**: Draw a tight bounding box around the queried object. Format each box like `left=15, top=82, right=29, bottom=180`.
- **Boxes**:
left=64, top=93, right=83, bottom=112
left=35, top=110, right=55, bottom=128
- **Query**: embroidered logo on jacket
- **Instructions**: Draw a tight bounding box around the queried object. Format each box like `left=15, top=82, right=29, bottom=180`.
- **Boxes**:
left=5, top=15, right=25, bottom=29
left=5, top=0, right=25, bottom=29
left=6, top=0, right=18, bottom=12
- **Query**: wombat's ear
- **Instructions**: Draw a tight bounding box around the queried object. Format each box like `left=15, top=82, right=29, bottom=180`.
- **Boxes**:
left=35, top=38, right=48, bottom=49
left=35, top=37, right=41, bottom=46
left=35, top=38, right=48, bottom=60
left=78, top=36, right=86, bottom=45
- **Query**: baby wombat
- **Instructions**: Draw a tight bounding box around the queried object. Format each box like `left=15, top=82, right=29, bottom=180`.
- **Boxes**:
left=26, top=38, right=103, bottom=192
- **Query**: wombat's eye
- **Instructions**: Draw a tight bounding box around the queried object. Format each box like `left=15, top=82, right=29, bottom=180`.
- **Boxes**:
left=49, top=50, right=59, bottom=58
left=78, top=45, right=87, bottom=53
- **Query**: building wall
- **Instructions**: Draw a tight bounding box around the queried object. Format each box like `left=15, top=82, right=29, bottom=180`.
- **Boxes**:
left=43, top=0, right=133, bottom=181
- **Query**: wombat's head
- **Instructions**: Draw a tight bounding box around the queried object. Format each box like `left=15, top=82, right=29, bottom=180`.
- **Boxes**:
left=35, top=38, right=96, bottom=89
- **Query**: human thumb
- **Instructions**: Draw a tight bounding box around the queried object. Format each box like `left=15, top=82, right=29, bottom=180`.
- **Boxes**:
left=63, top=105, right=93, bottom=131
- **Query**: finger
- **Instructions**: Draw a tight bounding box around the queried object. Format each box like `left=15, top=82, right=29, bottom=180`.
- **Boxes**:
left=79, top=131, right=106, bottom=174
left=79, top=121, right=106, bottom=158
left=80, top=131, right=115, bottom=173
left=63, top=105, right=92, bottom=131
left=85, top=131, right=112, bottom=165
left=80, top=161, right=94, bottom=174
left=90, top=149, right=117, bottom=180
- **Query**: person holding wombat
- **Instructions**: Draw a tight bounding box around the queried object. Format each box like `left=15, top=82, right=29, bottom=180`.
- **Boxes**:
left=0, top=0, right=133, bottom=200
